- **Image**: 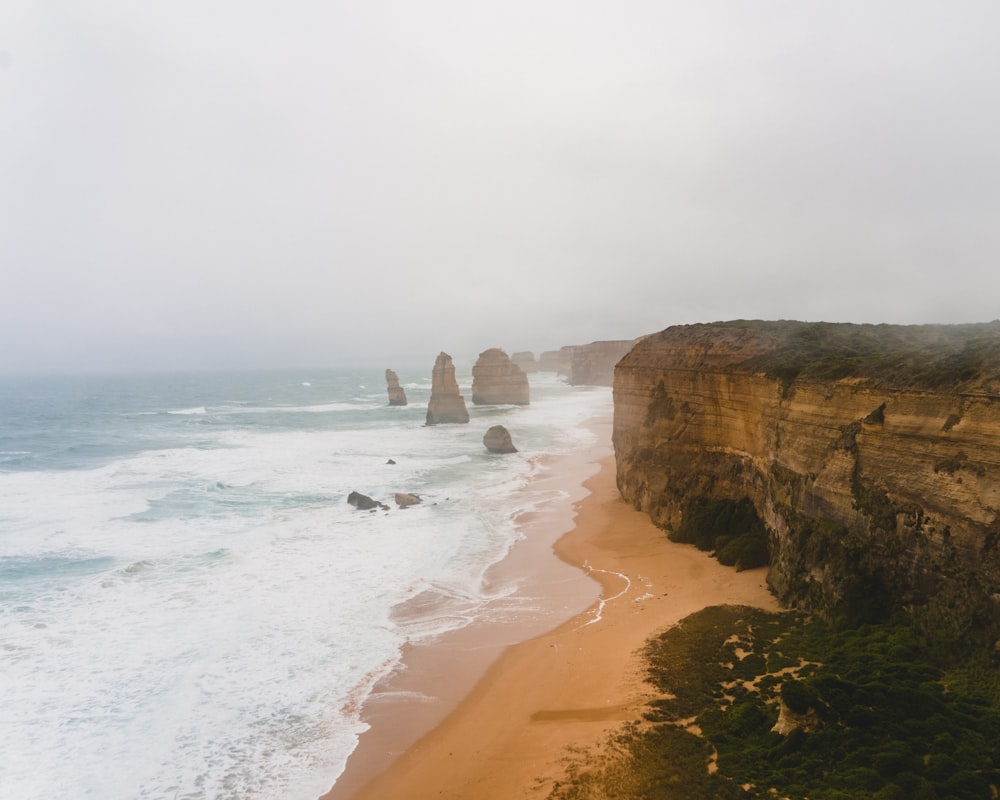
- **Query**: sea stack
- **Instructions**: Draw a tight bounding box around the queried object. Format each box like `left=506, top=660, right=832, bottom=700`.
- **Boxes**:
left=510, top=351, right=538, bottom=373
left=471, top=348, right=530, bottom=405
left=483, top=425, right=517, bottom=454
left=385, top=369, right=407, bottom=406
left=425, top=352, right=470, bottom=425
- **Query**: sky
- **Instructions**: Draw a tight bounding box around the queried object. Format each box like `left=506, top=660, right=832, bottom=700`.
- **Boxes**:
left=2, top=1, right=999, bottom=373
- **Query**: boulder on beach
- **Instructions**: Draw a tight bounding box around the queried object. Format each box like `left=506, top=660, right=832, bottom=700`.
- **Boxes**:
left=347, top=491, right=388, bottom=511
left=483, top=425, right=518, bottom=454
left=394, top=492, right=422, bottom=507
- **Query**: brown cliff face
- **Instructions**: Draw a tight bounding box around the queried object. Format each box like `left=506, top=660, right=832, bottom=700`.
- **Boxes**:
left=568, top=340, right=637, bottom=386
left=471, top=348, right=529, bottom=405
left=385, top=369, right=407, bottom=406
left=426, top=352, right=470, bottom=425
left=613, top=321, right=1000, bottom=647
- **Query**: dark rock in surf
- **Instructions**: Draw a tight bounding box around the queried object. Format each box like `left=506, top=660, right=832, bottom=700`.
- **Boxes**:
left=483, top=425, right=518, bottom=454
left=348, top=491, right=388, bottom=511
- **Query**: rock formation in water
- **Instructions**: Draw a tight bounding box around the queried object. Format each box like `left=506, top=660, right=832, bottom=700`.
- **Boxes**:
left=511, top=351, right=538, bottom=373
left=394, top=492, right=422, bottom=507
left=347, top=491, right=388, bottom=511
left=471, top=348, right=530, bottom=405
left=613, top=320, right=1000, bottom=648
left=483, top=424, right=517, bottom=454
left=538, top=350, right=560, bottom=372
left=567, top=339, right=637, bottom=386
left=385, top=369, right=407, bottom=406
left=425, top=352, right=470, bottom=425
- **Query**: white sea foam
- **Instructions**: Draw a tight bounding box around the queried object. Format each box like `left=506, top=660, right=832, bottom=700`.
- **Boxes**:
left=167, top=406, right=208, bottom=415
left=0, top=370, right=611, bottom=800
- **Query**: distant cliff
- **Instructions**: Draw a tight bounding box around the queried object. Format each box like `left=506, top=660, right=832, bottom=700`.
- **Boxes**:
left=613, top=321, right=1000, bottom=648
left=565, top=340, right=637, bottom=386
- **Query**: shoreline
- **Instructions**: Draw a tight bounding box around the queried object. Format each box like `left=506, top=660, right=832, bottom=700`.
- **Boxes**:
left=321, top=417, right=614, bottom=799
left=322, top=418, right=779, bottom=799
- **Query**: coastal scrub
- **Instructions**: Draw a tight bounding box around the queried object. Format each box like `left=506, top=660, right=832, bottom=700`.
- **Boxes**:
left=548, top=605, right=1000, bottom=800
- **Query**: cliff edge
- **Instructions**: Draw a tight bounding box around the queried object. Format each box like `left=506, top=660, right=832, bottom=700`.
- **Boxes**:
left=613, top=320, right=1000, bottom=648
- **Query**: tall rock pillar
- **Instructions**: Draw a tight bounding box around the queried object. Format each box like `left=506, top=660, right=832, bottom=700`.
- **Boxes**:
left=385, top=369, right=408, bottom=406
left=426, top=352, right=470, bottom=425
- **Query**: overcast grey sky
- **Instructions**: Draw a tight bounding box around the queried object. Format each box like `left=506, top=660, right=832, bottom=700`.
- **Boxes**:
left=2, top=1, right=999, bottom=373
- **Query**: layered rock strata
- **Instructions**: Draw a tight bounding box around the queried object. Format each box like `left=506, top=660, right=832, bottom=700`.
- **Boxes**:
left=385, top=369, right=407, bottom=406
left=471, top=348, right=529, bottom=405
left=483, top=424, right=517, bottom=454
left=613, top=321, right=1000, bottom=647
left=425, top=352, right=470, bottom=425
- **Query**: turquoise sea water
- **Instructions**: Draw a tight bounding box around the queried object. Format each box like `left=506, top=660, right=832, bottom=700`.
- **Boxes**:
left=0, top=366, right=611, bottom=799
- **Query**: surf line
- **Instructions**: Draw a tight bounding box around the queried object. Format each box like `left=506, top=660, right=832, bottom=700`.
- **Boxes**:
left=576, top=561, right=631, bottom=629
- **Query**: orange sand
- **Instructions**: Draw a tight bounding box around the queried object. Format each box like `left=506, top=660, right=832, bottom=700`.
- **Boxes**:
left=321, top=442, right=779, bottom=799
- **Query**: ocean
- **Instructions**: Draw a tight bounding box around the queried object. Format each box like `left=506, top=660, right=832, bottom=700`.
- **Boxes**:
left=0, top=366, right=611, bottom=800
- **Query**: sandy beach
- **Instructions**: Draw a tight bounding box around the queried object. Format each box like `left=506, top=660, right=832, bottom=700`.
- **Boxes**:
left=322, top=422, right=779, bottom=799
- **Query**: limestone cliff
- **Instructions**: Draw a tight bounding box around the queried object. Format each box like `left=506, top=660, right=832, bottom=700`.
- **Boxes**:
left=568, top=340, right=637, bottom=386
left=426, top=352, right=470, bottom=425
left=385, top=369, right=407, bottom=406
left=471, top=348, right=529, bottom=405
left=613, top=321, right=1000, bottom=647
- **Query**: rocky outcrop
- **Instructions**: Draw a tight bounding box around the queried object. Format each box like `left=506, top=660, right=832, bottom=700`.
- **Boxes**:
left=568, top=340, right=637, bottom=386
left=613, top=321, right=1000, bottom=648
left=385, top=369, right=407, bottom=406
left=425, top=352, right=470, bottom=425
left=483, top=425, right=517, bottom=454
left=511, top=351, right=538, bottom=373
left=394, top=492, right=422, bottom=507
left=348, top=491, right=388, bottom=511
left=538, top=350, right=560, bottom=372
left=471, top=348, right=529, bottom=405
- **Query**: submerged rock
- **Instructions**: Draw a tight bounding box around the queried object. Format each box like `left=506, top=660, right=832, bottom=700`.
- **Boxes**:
left=483, top=425, right=518, bottom=454
left=426, top=352, right=470, bottom=425
left=385, top=369, right=408, bottom=406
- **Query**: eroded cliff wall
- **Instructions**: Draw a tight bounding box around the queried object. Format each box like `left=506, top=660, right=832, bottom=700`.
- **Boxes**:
left=614, top=321, right=1000, bottom=646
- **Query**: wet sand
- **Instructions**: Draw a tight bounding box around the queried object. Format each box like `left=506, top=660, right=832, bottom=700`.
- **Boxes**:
left=322, top=419, right=778, bottom=799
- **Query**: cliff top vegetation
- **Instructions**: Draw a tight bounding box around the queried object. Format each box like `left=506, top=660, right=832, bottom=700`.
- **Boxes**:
left=674, top=320, right=1000, bottom=392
